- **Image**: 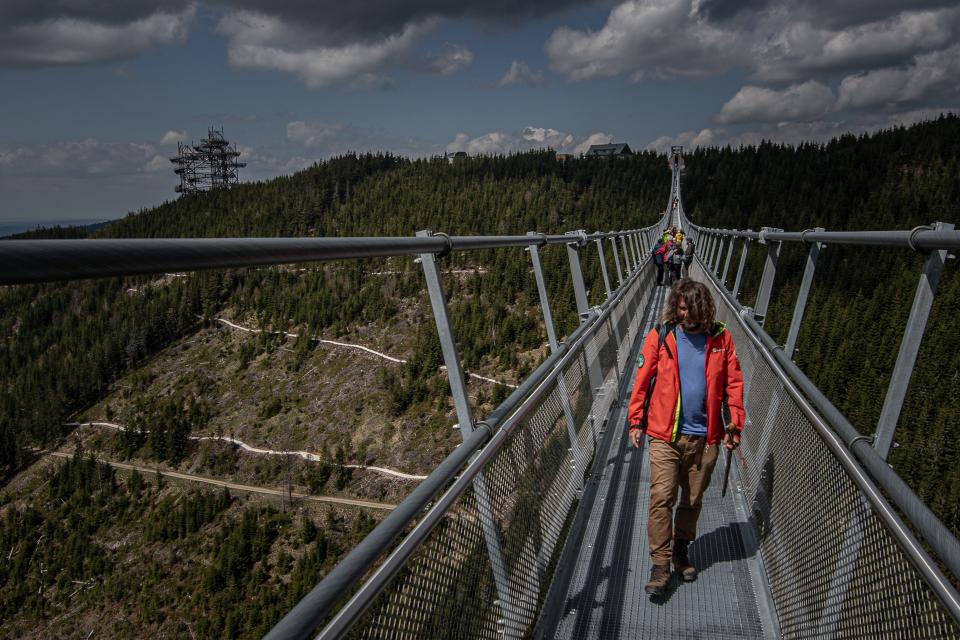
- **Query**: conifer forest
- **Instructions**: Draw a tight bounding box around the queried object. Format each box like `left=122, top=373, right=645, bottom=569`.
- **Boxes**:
left=1, top=116, right=959, bottom=636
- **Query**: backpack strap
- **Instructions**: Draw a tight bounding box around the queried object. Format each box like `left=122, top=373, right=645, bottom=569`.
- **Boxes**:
left=637, top=322, right=676, bottom=429
left=657, top=322, right=675, bottom=357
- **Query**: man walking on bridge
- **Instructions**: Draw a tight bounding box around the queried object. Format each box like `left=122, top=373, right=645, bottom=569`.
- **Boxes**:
left=627, top=279, right=745, bottom=596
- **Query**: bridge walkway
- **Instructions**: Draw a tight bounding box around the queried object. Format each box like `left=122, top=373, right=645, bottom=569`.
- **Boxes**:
left=546, top=284, right=779, bottom=640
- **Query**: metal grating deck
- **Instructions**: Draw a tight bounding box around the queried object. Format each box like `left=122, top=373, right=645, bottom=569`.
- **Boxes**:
left=550, top=286, right=779, bottom=640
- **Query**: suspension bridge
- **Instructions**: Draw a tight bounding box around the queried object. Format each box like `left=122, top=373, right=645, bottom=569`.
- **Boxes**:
left=2, top=149, right=958, bottom=639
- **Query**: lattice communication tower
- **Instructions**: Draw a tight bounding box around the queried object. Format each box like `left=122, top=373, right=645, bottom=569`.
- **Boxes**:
left=170, top=127, right=246, bottom=195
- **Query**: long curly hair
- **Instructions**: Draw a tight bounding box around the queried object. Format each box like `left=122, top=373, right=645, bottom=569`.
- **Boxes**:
left=661, top=279, right=716, bottom=332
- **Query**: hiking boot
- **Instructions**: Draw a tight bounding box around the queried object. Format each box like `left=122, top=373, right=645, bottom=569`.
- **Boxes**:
left=644, top=563, right=671, bottom=595
left=673, top=539, right=696, bottom=582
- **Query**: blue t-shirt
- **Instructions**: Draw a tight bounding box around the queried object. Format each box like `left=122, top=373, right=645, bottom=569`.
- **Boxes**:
left=675, top=327, right=708, bottom=436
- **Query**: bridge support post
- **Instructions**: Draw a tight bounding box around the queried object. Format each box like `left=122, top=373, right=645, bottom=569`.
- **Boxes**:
left=784, top=228, right=824, bottom=359
left=528, top=233, right=588, bottom=481
left=609, top=236, right=624, bottom=287
left=733, top=236, right=751, bottom=299
left=712, top=234, right=725, bottom=274
left=753, top=228, right=783, bottom=324
left=718, top=235, right=730, bottom=274
left=628, top=231, right=639, bottom=270
left=595, top=238, right=613, bottom=300
left=873, top=221, right=954, bottom=459
left=565, top=231, right=591, bottom=319
left=566, top=232, right=605, bottom=416
left=704, top=233, right=714, bottom=272
left=620, top=234, right=632, bottom=275
left=721, top=235, right=736, bottom=287
left=620, top=231, right=633, bottom=278
left=632, top=232, right=642, bottom=265
left=417, top=230, right=517, bottom=636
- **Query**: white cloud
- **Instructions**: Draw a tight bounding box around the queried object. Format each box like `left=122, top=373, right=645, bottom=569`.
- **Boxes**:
left=717, top=81, right=836, bottom=124
left=499, top=60, right=547, bottom=86
left=647, top=128, right=724, bottom=153
left=0, top=139, right=164, bottom=176
left=286, top=121, right=345, bottom=147
left=572, top=132, right=615, bottom=155
left=0, top=6, right=195, bottom=67
left=160, top=130, right=187, bottom=145
left=755, top=7, right=960, bottom=81
left=144, top=154, right=170, bottom=172
left=420, top=45, right=473, bottom=75
left=446, top=127, right=612, bottom=155
left=543, top=0, right=960, bottom=107
left=837, top=44, right=960, bottom=110
left=545, top=0, right=749, bottom=82
left=217, top=11, right=434, bottom=88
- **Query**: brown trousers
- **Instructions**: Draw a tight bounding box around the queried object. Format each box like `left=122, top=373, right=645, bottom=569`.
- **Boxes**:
left=647, top=435, right=720, bottom=565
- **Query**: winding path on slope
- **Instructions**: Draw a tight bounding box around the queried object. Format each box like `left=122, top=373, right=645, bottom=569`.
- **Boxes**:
left=48, top=451, right=396, bottom=511
left=211, top=317, right=518, bottom=388
left=66, top=421, right=428, bottom=481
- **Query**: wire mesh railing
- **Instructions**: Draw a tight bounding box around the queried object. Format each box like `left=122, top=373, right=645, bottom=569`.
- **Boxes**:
left=0, top=216, right=672, bottom=640
left=304, top=259, right=657, bottom=640
left=691, top=259, right=960, bottom=638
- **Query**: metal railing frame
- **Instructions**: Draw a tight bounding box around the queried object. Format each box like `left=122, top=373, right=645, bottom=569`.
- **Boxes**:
left=0, top=231, right=654, bottom=286
left=0, top=216, right=670, bottom=640
left=675, top=161, right=960, bottom=623
left=269, top=223, right=667, bottom=639
left=695, top=259, right=960, bottom=622
left=685, top=218, right=959, bottom=460
left=309, top=264, right=655, bottom=639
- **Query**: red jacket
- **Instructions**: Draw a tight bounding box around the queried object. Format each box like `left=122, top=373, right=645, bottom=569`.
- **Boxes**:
left=627, top=323, right=745, bottom=445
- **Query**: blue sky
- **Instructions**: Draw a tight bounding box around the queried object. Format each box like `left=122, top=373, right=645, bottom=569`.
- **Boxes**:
left=1, top=0, right=958, bottom=224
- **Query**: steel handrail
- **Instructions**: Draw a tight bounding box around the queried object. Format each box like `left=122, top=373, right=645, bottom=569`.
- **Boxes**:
left=685, top=223, right=960, bottom=252
left=694, top=255, right=960, bottom=623
left=0, top=206, right=668, bottom=640
left=263, top=310, right=591, bottom=640
left=677, top=192, right=960, bottom=591
left=308, top=260, right=650, bottom=640
left=265, top=246, right=658, bottom=639
left=0, top=229, right=655, bottom=286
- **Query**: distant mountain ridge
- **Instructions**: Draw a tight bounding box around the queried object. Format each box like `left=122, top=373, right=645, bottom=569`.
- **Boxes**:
left=2, top=218, right=113, bottom=238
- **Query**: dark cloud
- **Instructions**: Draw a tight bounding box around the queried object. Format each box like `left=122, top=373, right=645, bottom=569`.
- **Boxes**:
left=217, top=0, right=595, bottom=45
left=694, top=0, right=959, bottom=27
left=0, top=0, right=596, bottom=69
left=0, top=2, right=194, bottom=67
left=0, top=1, right=191, bottom=27
left=694, top=0, right=770, bottom=23
left=790, top=0, right=960, bottom=29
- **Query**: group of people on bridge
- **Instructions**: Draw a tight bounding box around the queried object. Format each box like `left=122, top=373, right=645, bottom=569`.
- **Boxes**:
left=652, top=227, right=694, bottom=286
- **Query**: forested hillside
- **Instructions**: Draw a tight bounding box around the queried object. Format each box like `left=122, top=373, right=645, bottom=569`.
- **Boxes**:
left=0, top=150, right=668, bottom=637
left=3, top=118, right=959, bottom=637
left=682, top=114, right=960, bottom=534
left=0, top=151, right=667, bottom=478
